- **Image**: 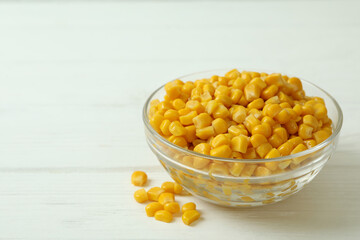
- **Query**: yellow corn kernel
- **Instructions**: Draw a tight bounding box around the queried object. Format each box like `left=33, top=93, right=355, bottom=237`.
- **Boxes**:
left=265, top=73, right=284, bottom=87
left=263, top=103, right=282, bottom=118
left=230, top=88, right=243, bottom=103
left=186, top=100, right=204, bottom=114
left=169, top=121, right=186, bottom=136
left=161, top=182, right=175, bottom=193
left=241, top=164, right=257, bottom=177
left=248, top=108, right=262, bottom=119
left=214, top=85, right=229, bottom=96
left=147, top=187, right=165, bottom=201
left=250, top=77, right=267, bottom=89
left=215, top=94, right=232, bottom=108
left=314, top=103, right=327, bottom=119
left=250, top=134, right=268, bottom=148
left=164, top=202, right=180, bottom=214
left=261, top=84, right=279, bottom=100
left=181, top=81, right=195, bottom=96
left=190, top=87, right=202, bottom=101
left=244, top=83, right=261, bottom=102
left=244, top=114, right=261, bottom=132
left=203, top=83, right=215, bottom=94
left=247, top=98, right=265, bottom=110
left=288, top=136, right=303, bottom=147
left=288, top=77, right=303, bottom=91
left=278, top=141, right=295, bottom=156
left=196, top=126, right=215, bottom=140
left=241, top=196, right=255, bottom=202
left=261, top=116, right=276, bottom=127
left=158, top=192, right=175, bottom=205
left=182, top=202, right=196, bottom=213
left=131, top=171, right=148, bottom=186
left=172, top=98, right=186, bottom=110
left=255, top=166, right=271, bottom=177
left=304, top=139, right=317, bottom=148
left=145, top=202, right=164, bottom=217
left=165, top=80, right=183, bottom=97
left=241, top=72, right=252, bottom=83
left=256, top=142, right=273, bottom=158
left=210, top=145, right=232, bottom=158
left=200, top=91, right=212, bottom=102
left=226, top=125, right=241, bottom=136
left=293, top=104, right=303, bottom=115
left=134, top=188, right=148, bottom=203
left=303, top=115, right=319, bottom=130
left=193, top=142, right=211, bottom=155
left=178, top=107, right=191, bottom=116
left=279, top=102, right=291, bottom=109
left=299, top=124, right=314, bottom=139
left=275, top=108, right=291, bottom=124
left=154, top=210, right=173, bottom=223
left=213, top=104, right=230, bottom=118
left=291, top=143, right=308, bottom=164
left=273, top=127, right=288, bottom=141
left=157, top=101, right=173, bottom=114
left=313, top=130, right=331, bottom=144
left=150, top=113, right=164, bottom=133
left=179, top=110, right=197, bottom=125
left=252, top=123, right=272, bottom=138
left=184, top=125, right=196, bottom=142
left=292, top=90, right=305, bottom=100
left=182, top=210, right=200, bottom=226
left=211, top=134, right=230, bottom=148
left=265, top=96, right=281, bottom=104
left=284, top=119, right=298, bottom=135
left=265, top=148, right=281, bottom=159
left=174, top=183, right=183, bottom=194
left=192, top=113, right=212, bottom=129
left=205, top=100, right=219, bottom=115
left=243, top=147, right=257, bottom=159
left=278, top=160, right=292, bottom=169
left=212, top=118, right=228, bottom=134
left=268, top=134, right=284, bottom=148
left=164, top=109, right=179, bottom=121
left=229, top=162, right=246, bottom=177
left=193, top=157, right=210, bottom=169
left=232, top=105, right=247, bottom=123
left=233, top=77, right=247, bottom=90
left=160, top=119, right=172, bottom=136
left=231, top=135, right=249, bottom=153
left=192, top=139, right=205, bottom=147
left=238, top=95, right=249, bottom=106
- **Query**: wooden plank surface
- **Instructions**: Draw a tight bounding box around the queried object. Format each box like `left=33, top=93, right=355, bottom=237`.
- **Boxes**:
left=0, top=1, right=359, bottom=239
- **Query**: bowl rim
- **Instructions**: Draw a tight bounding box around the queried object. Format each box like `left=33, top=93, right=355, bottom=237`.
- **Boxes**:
left=142, top=68, right=343, bottom=163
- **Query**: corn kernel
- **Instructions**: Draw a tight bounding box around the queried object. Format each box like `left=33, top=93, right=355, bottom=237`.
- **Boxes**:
left=261, top=116, right=276, bottom=126
left=263, top=104, right=282, bottom=118
left=212, top=118, right=228, bottom=134
left=164, top=109, right=179, bottom=121
left=147, top=187, right=165, bottom=201
left=196, top=126, right=215, bottom=140
left=291, top=143, right=308, bottom=164
left=232, top=105, right=247, bottom=123
left=303, top=115, right=319, bottom=130
left=299, top=124, right=314, bottom=139
left=160, top=119, right=172, bottom=136
left=186, top=100, right=204, bottom=114
left=284, top=119, right=298, bottom=135
left=304, top=139, right=317, bottom=148
left=134, top=188, right=148, bottom=203
left=250, top=134, right=268, bottom=148
left=182, top=210, right=200, bottom=226
left=244, top=114, right=261, bottom=132
left=252, top=123, right=272, bottom=138
left=265, top=73, right=284, bottom=87
left=172, top=98, right=186, bottom=110
left=261, top=84, right=279, bottom=100
left=231, top=135, right=249, bottom=153
left=169, top=136, right=188, bottom=147
left=248, top=98, right=265, bottom=110
left=241, top=164, right=257, bottom=177
left=230, top=88, right=243, bottom=103
left=243, top=147, right=257, bottom=159
left=211, top=134, right=230, bottom=148
left=158, top=192, right=175, bottom=205
left=182, top=202, right=196, bottom=213
left=179, top=110, right=197, bottom=125
left=161, top=182, right=175, bottom=193
left=164, top=202, right=180, bottom=214
left=145, top=202, right=164, bottom=217
left=268, top=134, right=284, bottom=148
left=174, top=183, right=183, bottom=194
left=213, top=104, right=230, bottom=118
left=313, top=130, right=331, bottom=144
left=210, top=145, right=232, bottom=158
left=278, top=141, right=295, bottom=156
left=192, top=113, right=213, bottom=129
left=256, top=142, right=273, bottom=158
left=154, top=210, right=173, bottom=223
left=275, top=108, right=291, bottom=124
left=150, top=113, right=164, bottom=133
left=184, top=125, right=196, bottom=142
left=255, top=166, right=271, bottom=176
left=193, top=157, right=211, bottom=169
left=244, top=83, right=261, bottom=102
left=229, top=162, right=246, bottom=177
left=131, top=171, right=147, bottom=186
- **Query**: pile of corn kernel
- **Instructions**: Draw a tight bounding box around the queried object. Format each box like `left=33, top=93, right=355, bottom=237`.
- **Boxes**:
left=149, top=69, right=333, bottom=177
left=132, top=171, right=201, bottom=225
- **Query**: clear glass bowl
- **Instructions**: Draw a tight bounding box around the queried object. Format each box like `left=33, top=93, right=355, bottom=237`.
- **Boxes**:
left=143, top=69, right=343, bottom=207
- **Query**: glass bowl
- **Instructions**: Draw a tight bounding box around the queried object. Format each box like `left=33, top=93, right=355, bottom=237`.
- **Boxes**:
left=142, top=69, right=343, bottom=207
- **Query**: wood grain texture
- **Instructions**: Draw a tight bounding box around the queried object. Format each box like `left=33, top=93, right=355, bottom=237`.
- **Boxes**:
left=0, top=1, right=359, bottom=239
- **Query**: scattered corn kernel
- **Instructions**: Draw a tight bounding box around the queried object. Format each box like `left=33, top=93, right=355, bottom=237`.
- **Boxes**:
left=147, top=187, right=165, bottom=201
left=131, top=171, right=148, bottom=186
left=182, top=210, right=200, bottom=226
left=154, top=210, right=173, bottom=223
left=164, top=202, right=180, bottom=214
left=145, top=202, right=164, bottom=217
left=182, top=202, right=196, bottom=213
left=134, top=188, right=148, bottom=203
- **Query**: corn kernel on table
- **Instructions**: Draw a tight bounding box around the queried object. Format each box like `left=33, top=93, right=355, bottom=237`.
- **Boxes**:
left=0, top=1, right=359, bottom=239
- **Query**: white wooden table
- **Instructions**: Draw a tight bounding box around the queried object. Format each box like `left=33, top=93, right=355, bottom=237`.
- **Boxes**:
left=0, top=1, right=359, bottom=239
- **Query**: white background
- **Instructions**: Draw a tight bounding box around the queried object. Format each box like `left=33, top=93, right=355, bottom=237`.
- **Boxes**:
left=0, top=1, right=359, bottom=239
